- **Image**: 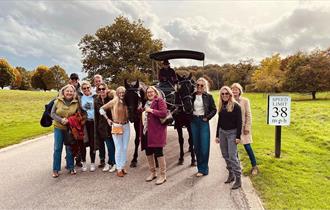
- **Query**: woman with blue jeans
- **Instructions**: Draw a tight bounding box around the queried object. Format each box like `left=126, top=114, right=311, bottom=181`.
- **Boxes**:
left=231, top=83, right=258, bottom=175
left=191, top=77, right=217, bottom=177
left=94, top=82, right=116, bottom=173
left=215, top=86, right=242, bottom=190
left=50, top=84, right=79, bottom=177
left=100, top=86, right=130, bottom=177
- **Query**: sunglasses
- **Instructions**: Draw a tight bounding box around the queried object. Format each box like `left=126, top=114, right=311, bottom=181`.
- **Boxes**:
left=82, top=87, right=90, bottom=90
left=98, top=88, right=106, bottom=91
left=196, top=84, right=204, bottom=87
left=221, top=92, right=230, bottom=96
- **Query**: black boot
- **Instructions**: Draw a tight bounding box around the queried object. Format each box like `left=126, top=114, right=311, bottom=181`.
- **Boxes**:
left=231, top=176, right=241, bottom=190
left=224, top=172, right=235, bottom=184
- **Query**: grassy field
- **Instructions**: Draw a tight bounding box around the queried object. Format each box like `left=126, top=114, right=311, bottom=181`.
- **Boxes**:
left=212, top=91, right=330, bottom=209
left=0, top=90, right=57, bottom=148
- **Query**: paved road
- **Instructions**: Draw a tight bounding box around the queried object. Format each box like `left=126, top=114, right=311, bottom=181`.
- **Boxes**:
left=0, top=118, right=263, bottom=209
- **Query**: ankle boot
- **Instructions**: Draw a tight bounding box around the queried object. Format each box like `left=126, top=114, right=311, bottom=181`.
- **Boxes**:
left=155, top=156, right=166, bottom=185
left=224, top=172, right=235, bottom=184
left=232, top=176, right=241, bottom=190
left=146, top=155, right=157, bottom=182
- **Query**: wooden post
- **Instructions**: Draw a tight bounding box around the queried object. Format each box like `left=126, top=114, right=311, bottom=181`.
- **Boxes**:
left=275, top=125, right=282, bottom=158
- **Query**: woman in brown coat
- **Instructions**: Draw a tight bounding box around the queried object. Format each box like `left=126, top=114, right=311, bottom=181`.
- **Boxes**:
left=231, top=83, right=258, bottom=175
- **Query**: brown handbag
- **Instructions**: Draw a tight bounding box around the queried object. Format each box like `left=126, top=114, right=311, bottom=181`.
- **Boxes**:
left=111, top=123, right=124, bottom=135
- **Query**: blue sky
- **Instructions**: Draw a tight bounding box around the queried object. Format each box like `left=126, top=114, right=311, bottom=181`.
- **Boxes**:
left=1, top=0, right=330, bottom=78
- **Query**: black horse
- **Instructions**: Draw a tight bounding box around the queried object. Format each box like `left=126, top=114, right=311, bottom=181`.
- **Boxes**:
left=124, top=75, right=196, bottom=167
left=124, top=79, right=146, bottom=167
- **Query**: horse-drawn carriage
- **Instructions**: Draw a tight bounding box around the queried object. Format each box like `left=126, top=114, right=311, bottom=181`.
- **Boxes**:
left=125, top=50, right=205, bottom=167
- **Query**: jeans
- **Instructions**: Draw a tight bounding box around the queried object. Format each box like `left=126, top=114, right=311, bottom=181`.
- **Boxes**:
left=244, top=144, right=257, bottom=167
left=104, top=137, right=116, bottom=165
left=53, top=128, right=74, bottom=171
left=191, top=116, right=210, bottom=175
left=219, top=128, right=241, bottom=177
left=112, top=123, right=130, bottom=170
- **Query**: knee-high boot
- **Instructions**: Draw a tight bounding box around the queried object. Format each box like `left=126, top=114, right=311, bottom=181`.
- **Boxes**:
left=156, top=156, right=166, bottom=185
left=145, top=155, right=157, bottom=182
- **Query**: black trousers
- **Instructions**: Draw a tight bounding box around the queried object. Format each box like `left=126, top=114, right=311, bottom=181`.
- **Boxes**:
left=79, top=120, right=95, bottom=163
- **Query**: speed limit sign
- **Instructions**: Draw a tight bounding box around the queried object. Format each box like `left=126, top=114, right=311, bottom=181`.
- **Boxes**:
left=267, top=95, right=291, bottom=126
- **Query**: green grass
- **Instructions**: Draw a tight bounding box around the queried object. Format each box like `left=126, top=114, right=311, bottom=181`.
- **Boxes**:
left=212, top=91, right=330, bottom=209
left=0, top=90, right=57, bottom=148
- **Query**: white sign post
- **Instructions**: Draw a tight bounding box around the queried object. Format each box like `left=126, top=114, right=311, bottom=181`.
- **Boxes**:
left=267, top=95, right=291, bottom=158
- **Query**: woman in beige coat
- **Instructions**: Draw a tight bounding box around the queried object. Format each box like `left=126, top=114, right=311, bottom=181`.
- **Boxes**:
left=231, top=83, right=258, bottom=175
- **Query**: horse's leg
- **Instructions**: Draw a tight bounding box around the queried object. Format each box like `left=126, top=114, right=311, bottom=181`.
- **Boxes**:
left=187, top=124, right=196, bottom=166
left=177, top=125, right=184, bottom=165
left=130, top=121, right=140, bottom=168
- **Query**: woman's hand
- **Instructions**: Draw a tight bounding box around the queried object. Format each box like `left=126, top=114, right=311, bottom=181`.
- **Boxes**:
left=202, top=117, right=208, bottom=122
left=243, top=129, right=249, bottom=135
left=106, top=118, right=113, bottom=126
left=235, top=139, right=241, bottom=144
left=61, top=118, right=68, bottom=125
left=215, top=137, right=220, bottom=144
left=145, top=107, right=153, bottom=113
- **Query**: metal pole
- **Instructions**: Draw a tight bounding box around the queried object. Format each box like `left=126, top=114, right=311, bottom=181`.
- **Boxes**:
left=275, top=126, right=282, bottom=158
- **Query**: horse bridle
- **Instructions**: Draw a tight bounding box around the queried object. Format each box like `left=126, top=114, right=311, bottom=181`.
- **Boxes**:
left=126, top=87, right=143, bottom=110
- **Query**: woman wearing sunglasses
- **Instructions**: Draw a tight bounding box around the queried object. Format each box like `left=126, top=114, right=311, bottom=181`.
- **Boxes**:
left=94, top=83, right=116, bottom=173
left=80, top=81, right=97, bottom=172
left=215, top=86, right=242, bottom=190
left=191, top=77, right=217, bottom=177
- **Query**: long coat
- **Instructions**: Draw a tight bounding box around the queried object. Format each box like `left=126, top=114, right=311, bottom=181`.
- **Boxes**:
left=238, top=97, right=253, bottom=144
left=146, top=97, right=168, bottom=148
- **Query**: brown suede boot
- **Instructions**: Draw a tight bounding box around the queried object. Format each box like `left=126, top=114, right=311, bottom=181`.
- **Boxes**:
left=155, top=156, right=166, bottom=185
left=146, top=155, right=157, bottom=182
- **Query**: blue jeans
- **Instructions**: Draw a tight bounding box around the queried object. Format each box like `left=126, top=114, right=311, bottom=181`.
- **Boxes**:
left=105, top=137, right=116, bottom=165
left=244, top=144, right=257, bottom=167
left=112, top=123, right=130, bottom=170
left=191, top=116, right=210, bottom=175
left=53, top=128, right=74, bottom=171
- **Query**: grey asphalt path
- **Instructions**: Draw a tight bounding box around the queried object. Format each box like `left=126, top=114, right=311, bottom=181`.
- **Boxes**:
left=0, top=118, right=263, bottom=210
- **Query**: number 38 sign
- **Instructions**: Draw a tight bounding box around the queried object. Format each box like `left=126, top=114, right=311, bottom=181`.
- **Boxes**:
left=267, top=95, right=291, bottom=126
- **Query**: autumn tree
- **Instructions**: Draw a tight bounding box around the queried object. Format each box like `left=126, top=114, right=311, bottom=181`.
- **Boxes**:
left=43, top=65, right=69, bottom=90
left=0, top=58, right=14, bottom=89
left=31, top=65, right=50, bottom=91
left=79, top=16, right=163, bottom=85
left=10, top=68, right=22, bottom=89
left=251, top=54, right=285, bottom=92
left=16, top=67, right=32, bottom=90
left=282, top=50, right=330, bottom=99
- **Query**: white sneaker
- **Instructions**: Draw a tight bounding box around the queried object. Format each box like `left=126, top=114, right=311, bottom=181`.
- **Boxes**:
left=102, top=163, right=110, bottom=172
left=90, top=163, right=96, bottom=172
left=82, top=162, right=87, bottom=172
left=109, top=164, right=116, bottom=173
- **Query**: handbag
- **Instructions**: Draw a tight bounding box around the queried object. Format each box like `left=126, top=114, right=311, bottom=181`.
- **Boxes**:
left=112, top=123, right=124, bottom=135
left=159, top=110, right=174, bottom=125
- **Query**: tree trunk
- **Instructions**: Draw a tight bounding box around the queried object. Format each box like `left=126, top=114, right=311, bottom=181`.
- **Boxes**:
left=312, top=91, right=316, bottom=100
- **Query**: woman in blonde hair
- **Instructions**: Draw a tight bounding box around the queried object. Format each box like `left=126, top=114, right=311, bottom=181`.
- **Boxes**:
left=215, top=86, right=242, bottom=190
left=231, top=83, right=258, bottom=175
left=100, top=86, right=130, bottom=177
left=50, top=84, right=79, bottom=177
left=191, top=77, right=217, bottom=177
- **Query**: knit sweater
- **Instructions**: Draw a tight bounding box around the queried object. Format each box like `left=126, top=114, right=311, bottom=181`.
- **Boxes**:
left=216, top=102, right=242, bottom=139
left=51, top=97, right=79, bottom=130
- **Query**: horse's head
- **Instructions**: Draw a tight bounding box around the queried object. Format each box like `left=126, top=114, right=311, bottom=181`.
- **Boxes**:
left=124, top=79, right=144, bottom=122
left=176, top=73, right=195, bottom=114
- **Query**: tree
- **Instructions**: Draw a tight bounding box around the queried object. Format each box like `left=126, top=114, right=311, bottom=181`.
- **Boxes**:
left=223, top=59, right=256, bottom=89
left=16, top=67, right=32, bottom=90
left=31, top=65, right=50, bottom=91
left=251, top=54, right=285, bottom=92
left=79, top=16, right=163, bottom=84
left=43, top=65, right=69, bottom=90
left=282, top=50, right=330, bottom=99
left=0, top=58, right=14, bottom=89
left=10, top=68, right=22, bottom=89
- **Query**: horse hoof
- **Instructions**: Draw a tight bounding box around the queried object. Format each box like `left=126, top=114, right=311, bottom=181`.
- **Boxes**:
left=130, top=161, right=137, bottom=168
left=178, top=159, right=184, bottom=165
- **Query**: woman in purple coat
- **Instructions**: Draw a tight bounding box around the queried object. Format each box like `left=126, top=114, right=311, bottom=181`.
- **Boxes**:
left=142, top=86, right=168, bottom=185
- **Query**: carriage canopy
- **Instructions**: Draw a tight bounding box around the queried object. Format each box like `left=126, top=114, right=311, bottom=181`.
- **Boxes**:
left=149, top=50, right=205, bottom=61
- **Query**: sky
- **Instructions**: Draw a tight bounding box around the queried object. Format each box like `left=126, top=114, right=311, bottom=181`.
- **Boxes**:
left=1, top=0, right=330, bottom=78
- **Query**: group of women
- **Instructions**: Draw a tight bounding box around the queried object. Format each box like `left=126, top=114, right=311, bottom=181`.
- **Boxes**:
left=50, top=76, right=258, bottom=189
